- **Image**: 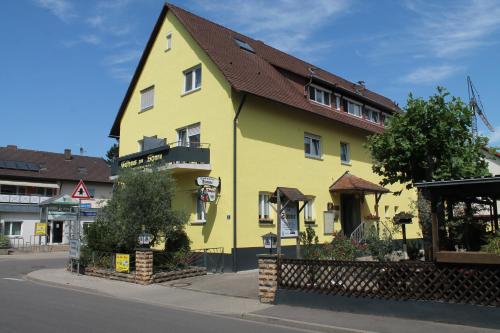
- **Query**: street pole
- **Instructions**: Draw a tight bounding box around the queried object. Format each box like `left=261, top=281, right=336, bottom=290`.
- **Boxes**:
left=276, top=189, right=281, bottom=256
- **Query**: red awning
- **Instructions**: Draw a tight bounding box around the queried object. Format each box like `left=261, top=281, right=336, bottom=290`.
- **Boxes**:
left=329, top=171, right=389, bottom=194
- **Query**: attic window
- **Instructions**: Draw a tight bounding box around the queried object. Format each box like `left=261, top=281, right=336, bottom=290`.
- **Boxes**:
left=78, top=166, right=88, bottom=174
left=234, top=38, right=255, bottom=53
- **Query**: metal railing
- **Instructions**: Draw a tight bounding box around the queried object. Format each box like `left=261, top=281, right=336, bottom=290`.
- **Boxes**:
left=350, top=220, right=392, bottom=243
left=152, top=247, right=225, bottom=273
left=0, top=194, right=51, bottom=204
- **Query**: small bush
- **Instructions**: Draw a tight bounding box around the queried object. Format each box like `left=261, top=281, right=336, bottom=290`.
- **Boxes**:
left=406, top=240, right=423, bottom=260
left=365, top=228, right=394, bottom=262
left=482, top=232, right=500, bottom=256
left=0, top=234, right=10, bottom=249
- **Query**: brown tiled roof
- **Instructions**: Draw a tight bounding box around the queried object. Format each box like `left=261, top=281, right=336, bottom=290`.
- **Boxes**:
left=269, top=187, right=309, bottom=203
left=329, top=171, right=389, bottom=193
left=0, top=146, right=111, bottom=183
left=110, top=3, right=401, bottom=137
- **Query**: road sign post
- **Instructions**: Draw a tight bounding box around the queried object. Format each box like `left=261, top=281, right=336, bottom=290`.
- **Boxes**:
left=70, top=180, right=91, bottom=274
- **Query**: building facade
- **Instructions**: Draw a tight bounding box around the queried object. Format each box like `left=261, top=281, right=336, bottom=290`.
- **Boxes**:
left=0, top=145, right=112, bottom=247
left=110, top=4, right=419, bottom=270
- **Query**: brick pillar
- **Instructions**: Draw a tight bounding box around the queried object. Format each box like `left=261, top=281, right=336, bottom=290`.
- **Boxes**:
left=257, top=254, right=279, bottom=304
left=135, top=249, right=153, bottom=285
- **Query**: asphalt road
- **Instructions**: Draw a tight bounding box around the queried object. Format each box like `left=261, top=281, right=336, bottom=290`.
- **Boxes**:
left=0, top=255, right=313, bottom=333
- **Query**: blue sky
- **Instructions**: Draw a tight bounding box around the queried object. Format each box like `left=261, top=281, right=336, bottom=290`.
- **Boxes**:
left=1, top=0, right=500, bottom=158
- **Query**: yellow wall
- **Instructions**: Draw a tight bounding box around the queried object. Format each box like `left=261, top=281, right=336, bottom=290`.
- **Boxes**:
left=236, top=95, right=419, bottom=248
left=118, top=11, right=420, bottom=254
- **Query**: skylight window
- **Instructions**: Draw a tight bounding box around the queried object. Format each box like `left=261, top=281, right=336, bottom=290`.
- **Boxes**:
left=234, top=38, right=255, bottom=53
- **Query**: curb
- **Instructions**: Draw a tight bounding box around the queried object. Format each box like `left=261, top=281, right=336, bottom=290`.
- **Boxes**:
left=238, top=313, right=378, bottom=333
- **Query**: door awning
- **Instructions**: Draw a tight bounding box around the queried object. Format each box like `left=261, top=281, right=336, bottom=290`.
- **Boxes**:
left=329, top=171, right=389, bottom=194
left=269, top=187, right=309, bottom=203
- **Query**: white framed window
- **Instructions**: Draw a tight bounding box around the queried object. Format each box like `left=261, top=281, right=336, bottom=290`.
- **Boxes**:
left=196, top=198, right=206, bottom=222
left=308, top=85, right=331, bottom=106
left=165, top=32, right=172, bottom=51
left=340, top=142, right=350, bottom=164
left=304, top=133, right=321, bottom=159
left=3, top=221, right=22, bottom=236
left=183, top=65, right=202, bottom=93
left=365, top=107, right=380, bottom=123
left=259, top=192, right=272, bottom=221
left=346, top=99, right=362, bottom=117
left=177, top=123, right=200, bottom=147
left=140, top=86, right=154, bottom=112
left=304, top=199, right=314, bottom=222
left=335, top=95, right=341, bottom=110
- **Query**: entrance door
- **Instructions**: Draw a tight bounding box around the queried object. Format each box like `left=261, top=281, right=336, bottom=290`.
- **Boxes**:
left=52, top=221, right=64, bottom=243
left=341, top=194, right=361, bottom=236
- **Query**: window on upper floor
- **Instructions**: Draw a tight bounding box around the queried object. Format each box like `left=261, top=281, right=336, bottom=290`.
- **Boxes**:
left=304, top=133, right=322, bottom=159
left=335, top=95, right=341, bottom=110
left=177, top=123, right=200, bottom=148
left=308, top=85, right=331, bottom=106
left=365, top=107, right=380, bottom=123
left=259, top=192, right=272, bottom=222
left=183, top=65, right=202, bottom=93
left=340, top=142, right=351, bottom=164
left=140, top=86, right=154, bottom=112
left=166, top=32, right=172, bottom=51
left=346, top=100, right=362, bottom=117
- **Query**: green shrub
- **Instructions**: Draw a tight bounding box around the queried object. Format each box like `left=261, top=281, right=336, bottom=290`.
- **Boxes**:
left=299, top=226, right=321, bottom=260
left=0, top=234, right=10, bottom=249
left=406, top=240, right=422, bottom=260
left=365, top=229, right=394, bottom=262
left=482, top=232, right=500, bottom=256
left=322, top=232, right=366, bottom=261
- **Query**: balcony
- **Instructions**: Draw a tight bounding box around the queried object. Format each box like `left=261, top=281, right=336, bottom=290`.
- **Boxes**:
left=0, top=194, right=52, bottom=213
left=112, top=142, right=210, bottom=176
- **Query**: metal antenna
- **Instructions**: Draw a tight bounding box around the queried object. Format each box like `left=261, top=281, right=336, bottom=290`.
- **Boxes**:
left=467, top=76, right=494, bottom=136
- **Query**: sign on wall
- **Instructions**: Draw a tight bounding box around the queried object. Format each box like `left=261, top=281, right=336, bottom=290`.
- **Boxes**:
left=195, top=176, right=220, bottom=188
left=35, top=222, right=47, bottom=236
left=280, top=204, right=299, bottom=238
left=116, top=254, right=130, bottom=273
left=196, top=176, right=219, bottom=203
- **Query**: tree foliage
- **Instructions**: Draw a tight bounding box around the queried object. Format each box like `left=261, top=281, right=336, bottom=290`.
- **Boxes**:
left=84, top=169, right=188, bottom=253
left=105, top=143, right=119, bottom=166
left=367, top=87, right=490, bottom=190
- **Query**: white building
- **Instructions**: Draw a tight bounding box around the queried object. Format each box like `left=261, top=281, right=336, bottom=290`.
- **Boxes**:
left=0, top=145, right=113, bottom=247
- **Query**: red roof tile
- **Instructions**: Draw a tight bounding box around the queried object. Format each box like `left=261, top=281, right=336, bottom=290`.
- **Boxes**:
left=329, top=171, right=389, bottom=193
left=0, top=146, right=111, bottom=183
left=110, top=3, right=401, bottom=137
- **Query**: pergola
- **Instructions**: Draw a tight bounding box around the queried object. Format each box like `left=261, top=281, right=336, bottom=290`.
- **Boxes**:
left=415, top=176, right=500, bottom=264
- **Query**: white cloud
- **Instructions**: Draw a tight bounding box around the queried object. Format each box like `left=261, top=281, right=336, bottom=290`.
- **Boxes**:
left=104, top=49, right=141, bottom=66
left=488, top=127, right=500, bottom=145
left=86, top=15, right=105, bottom=28
left=62, top=34, right=102, bottom=47
left=195, top=0, right=350, bottom=55
left=405, top=0, right=500, bottom=58
left=34, top=0, right=76, bottom=22
left=401, top=65, right=464, bottom=85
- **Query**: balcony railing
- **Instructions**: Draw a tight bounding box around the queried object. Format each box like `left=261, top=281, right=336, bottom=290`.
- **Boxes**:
left=112, top=142, right=210, bottom=175
left=0, top=194, right=51, bottom=204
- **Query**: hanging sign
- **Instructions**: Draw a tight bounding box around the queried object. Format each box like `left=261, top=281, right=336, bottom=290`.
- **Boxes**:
left=35, top=222, right=47, bottom=236
left=71, top=180, right=91, bottom=199
left=199, top=186, right=217, bottom=202
left=115, top=254, right=130, bottom=273
left=195, top=177, right=220, bottom=188
left=280, top=204, right=299, bottom=238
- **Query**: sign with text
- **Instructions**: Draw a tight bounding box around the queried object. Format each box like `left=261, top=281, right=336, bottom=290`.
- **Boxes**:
left=280, top=203, right=299, bottom=238
left=35, top=222, right=47, bottom=236
left=195, top=176, right=220, bottom=188
left=69, top=239, right=80, bottom=259
left=199, top=186, right=217, bottom=202
left=115, top=254, right=130, bottom=273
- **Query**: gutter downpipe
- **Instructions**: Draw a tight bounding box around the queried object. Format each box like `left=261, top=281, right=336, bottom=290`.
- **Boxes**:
left=233, top=93, right=247, bottom=272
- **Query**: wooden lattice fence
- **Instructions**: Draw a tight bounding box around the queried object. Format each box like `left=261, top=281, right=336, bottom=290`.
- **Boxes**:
left=278, top=258, right=500, bottom=306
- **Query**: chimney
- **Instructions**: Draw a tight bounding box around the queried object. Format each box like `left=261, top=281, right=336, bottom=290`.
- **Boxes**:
left=64, top=149, right=72, bottom=160
left=6, top=145, right=17, bottom=150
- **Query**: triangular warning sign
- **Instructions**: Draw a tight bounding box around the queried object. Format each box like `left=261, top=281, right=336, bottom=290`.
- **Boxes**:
left=71, top=179, right=91, bottom=199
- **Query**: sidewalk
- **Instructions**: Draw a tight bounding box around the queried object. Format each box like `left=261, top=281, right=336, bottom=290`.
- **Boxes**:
left=27, top=269, right=499, bottom=333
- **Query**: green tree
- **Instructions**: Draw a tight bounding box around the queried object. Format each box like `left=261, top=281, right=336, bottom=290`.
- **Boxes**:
left=85, top=169, right=188, bottom=253
left=105, top=143, right=119, bottom=165
left=366, top=87, right=489, bottom=258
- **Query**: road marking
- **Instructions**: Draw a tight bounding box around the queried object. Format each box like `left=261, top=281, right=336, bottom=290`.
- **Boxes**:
left=2, top=277, right=25, bottom=281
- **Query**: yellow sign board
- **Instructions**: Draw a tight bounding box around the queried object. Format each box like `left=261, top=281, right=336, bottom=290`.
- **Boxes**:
left=115, top=254, right=130, bottom=273
left=35, top=223, right=47, bottom=236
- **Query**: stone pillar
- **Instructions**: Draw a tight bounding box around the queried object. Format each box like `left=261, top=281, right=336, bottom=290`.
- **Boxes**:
left=135, top=249, right=153, bottom=285
left=257, top=254, right=279, bottom=304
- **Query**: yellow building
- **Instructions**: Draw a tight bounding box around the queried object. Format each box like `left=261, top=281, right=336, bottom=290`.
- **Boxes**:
left=109, top=3, right=419, bottom=270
